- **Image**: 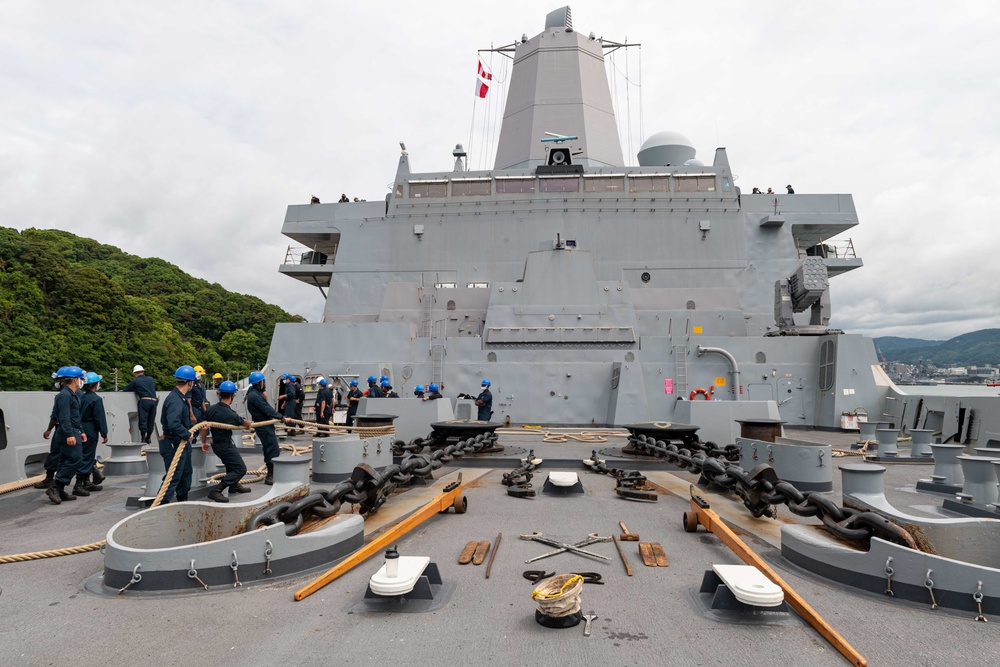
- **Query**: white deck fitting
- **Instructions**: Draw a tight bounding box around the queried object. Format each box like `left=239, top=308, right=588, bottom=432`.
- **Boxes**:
left=712, top=564, right=784, bottom=607
left=369, top=556, right=431, bottom=596
left=547, top=472, right=579, bottom=487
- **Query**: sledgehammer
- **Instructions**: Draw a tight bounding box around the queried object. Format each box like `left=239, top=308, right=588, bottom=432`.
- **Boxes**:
left=618, top=521, right=639, bottom=541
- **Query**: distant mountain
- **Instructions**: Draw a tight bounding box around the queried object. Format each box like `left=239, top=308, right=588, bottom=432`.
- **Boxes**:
left=0, top=227, right=305, bottom=390
left=875, top=329, right=1000, bottom=366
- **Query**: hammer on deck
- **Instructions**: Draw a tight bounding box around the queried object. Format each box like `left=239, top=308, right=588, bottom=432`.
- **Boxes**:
left=618, top=521, right=640, bottom=541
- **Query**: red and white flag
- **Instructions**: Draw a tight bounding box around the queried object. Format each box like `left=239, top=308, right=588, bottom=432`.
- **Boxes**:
left=476, top=59, right=492, bottom=98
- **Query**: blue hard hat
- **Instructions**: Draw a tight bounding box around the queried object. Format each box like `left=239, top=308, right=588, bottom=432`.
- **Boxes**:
left=53, top=366, right=69, bottom=379
left=367, top=375, right=377, bottom=383
left=318, top=378, right=328, bottom=386
left=62, top=366, right=86, bottom=379
left=350, top=379, right=359, bottom=387
left=481, top=379, right=491, bottom=387
left=281, top=373, right=290, bottom=380
left=174, top=365, right=197, bottom=381
left=380, top=379, right=391, bottom=388
left=414, top=385, right=424, bottom=393
left=249, top=371, right=266, bottom=384
left=428, top=383, right=439, bottom=393
left=380, top=375, right=389, bottom=383
left=85, top=371, right=103, bottom=385
left=219, top=380, right=238, bottom=393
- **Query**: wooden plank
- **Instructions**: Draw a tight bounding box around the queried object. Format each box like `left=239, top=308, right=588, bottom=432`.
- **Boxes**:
left=639, top=542, right=657, bottom=567
left=651, top=542, right=669, bottom=567
left=687, top=490, right=867, bottom=667
left=294, top=484, right=463, bottom=601
left=472, top=540, right=491, bottom=565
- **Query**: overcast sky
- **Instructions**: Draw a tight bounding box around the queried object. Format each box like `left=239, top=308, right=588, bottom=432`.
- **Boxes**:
left=2, top=1, right=998, bottom=341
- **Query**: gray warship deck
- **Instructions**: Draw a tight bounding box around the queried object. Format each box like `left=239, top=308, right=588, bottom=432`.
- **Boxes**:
left=1, top=429, right=997, bottom=667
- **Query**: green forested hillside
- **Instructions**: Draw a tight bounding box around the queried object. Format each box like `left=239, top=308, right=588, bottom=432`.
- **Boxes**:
left=875, top=329, right=1000, bottom=366
left=0, top=227, right=305, bottom=390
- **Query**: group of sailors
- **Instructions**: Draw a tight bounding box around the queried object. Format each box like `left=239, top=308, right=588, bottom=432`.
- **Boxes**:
left=751, top=185, right=795, bottom=195
left=38, top=364, right=494, bottom=506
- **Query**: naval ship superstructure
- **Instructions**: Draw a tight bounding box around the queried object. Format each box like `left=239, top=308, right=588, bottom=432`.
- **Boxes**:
left=270, top=7, right=880, bottom=435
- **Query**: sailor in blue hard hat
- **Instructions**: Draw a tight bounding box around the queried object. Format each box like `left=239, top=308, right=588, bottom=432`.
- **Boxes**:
left=37, top=367, right=71, bottom=491
left=202, top=380, right=252, bottom=502
left=413, top=384, right=425, bottom=398
left=380, top=378, right=399, bottom=398
left=157, top=365, right=198, bottom=503
left=278, top=373, right=299, bottom=435
left=422, top=383, right=442, bottom=401
left=314, top=378, right=334, bottom=436
left=475, top=379, right=493, bottom=421
left=366, top=375, right=384, bottom=398
left=245, top=370, right=290, bottom=485
left=76, top=371, right=109, bottom=497
left=44, top=366, right=87, bottom=504
left=346, top=379, right=363, bottom=426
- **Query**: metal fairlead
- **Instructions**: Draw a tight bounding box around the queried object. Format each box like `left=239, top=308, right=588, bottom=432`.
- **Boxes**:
left=231, top=551, right=242, bottom=588
left=263, top=540, right=273, bottom=575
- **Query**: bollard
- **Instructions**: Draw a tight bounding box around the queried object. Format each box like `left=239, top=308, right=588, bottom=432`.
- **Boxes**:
left=840, top=463, right=887, bottom=499
left=858, top=421, right=890, bottom=444
left=142, top=446, right=165, bottom=497
left=974, top=448, right=1000, bottom=460
left=956, top=456, right=1000, bottom=506
left=103, top=441, right=148, bottom=476
left=929, top=444, right=966, bottom=486
left=875, top=429, right=900, bottom=458
left=909, top=429, right=935, bottom=457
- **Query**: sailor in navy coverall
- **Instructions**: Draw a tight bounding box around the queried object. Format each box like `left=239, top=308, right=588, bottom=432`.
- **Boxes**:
left=246, top=371, right=288, bottom=485
left=122, top=365, right=157, bottom=443
left=158, top=365, right=197, bottom=502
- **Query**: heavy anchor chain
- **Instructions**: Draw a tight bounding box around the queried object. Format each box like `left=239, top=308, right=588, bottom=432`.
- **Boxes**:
left=248, top=433, right=499, bottom=534
left=586, top=432, right=917, bottom=549
left=503, top=450, right=540, bottom=498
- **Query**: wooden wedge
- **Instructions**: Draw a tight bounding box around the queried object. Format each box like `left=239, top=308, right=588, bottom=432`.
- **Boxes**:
left=473, top=539, right=491, bottom=565
left=651, top=542, right=669, bottom=567
left=459, top=540, right=479, bottom=564
left=639, top=542, right=657, bottom=567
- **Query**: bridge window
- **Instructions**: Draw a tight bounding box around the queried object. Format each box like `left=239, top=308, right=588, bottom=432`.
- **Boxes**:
left=496, top=177, right=535, bottom=194
left=452, top=179, right=492, bottom=196
left=675, top=175, right=716, bottom=193
left=583, top=175, right=625, bottom=192
left=628, top=175, right=670, bottom=193
left=409, top=180, right=448, bottom=198
left=539, top=176, right=580, bottom=193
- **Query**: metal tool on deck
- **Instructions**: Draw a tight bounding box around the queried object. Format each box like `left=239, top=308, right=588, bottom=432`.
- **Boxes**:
left=524, top=533, right=611, bottom=563
left=520, top=533, right=610, bottom=561
left=683, top=485, right=867, bottom=667
left=583, top=611, right=598, bottom=637
left=618, top=521, right=639, bottom=541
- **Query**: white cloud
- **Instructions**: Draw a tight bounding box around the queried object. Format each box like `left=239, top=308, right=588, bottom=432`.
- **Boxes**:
left=1, top=0, right=998, bottom=340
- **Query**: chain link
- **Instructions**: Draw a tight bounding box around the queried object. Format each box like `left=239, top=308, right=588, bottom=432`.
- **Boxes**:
left=247, top=431, right=500, bottom=534
left=585, top=432, right=917, bottom=548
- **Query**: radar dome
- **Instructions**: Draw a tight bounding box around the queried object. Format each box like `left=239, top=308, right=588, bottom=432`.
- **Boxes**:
left=683, top=158, right=705, bottom=167
left=637, top=130, right=696, bottom=167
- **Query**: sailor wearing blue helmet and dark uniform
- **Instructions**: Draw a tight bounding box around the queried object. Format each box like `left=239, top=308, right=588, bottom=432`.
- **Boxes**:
left=46, top=366, right=87, bottom=504
left=345, top=379, right=362, bottom=426
left=122, top=364, right=157, bottom=444
left=36, top=367, right=68, bottom=491
left=246, top=371, right=289, bottom=484
left=202, top=380, right=252, bottom=502
left=413, top=384, right=425, bottom=399
left=366, top=375, right=384, bottom=398
left=422, top=383, right=443, bottom=401
left=315, top=378, right=334, bottom=435
left=76, top=371, right=109, bottom=496
left=475, top=379, right=493, bottom=421
left=158, top=365, right=197, bottom=503
left=381, top=378, right=399, bottom=398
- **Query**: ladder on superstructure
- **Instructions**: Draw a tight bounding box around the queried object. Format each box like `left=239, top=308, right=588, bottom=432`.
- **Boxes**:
left=673, top=345, right=688, bottom=396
